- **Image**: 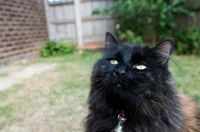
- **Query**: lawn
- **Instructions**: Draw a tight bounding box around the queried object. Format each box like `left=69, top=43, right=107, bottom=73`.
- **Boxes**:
left=0, top=52, right=199, bottom=132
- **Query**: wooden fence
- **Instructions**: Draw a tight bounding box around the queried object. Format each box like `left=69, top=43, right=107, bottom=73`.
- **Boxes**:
left=44, top=0, right=116, bottom=49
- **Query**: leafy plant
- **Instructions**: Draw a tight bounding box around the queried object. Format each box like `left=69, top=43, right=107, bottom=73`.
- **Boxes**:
left=174, top=26, right=200, bottom=55
left=117, top=29, right=143, bottom=44
left=3, top=60, right=10, bottom=66
left=41, top=40, right=75, bottom=57
left=92, top=0, right=200, bottom=55
left=93, top=0, right=194, bottom=40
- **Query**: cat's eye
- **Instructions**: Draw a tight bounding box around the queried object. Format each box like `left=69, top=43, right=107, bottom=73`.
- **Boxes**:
left=110, top=60, right=118, bottom=65
left=135, top=65, right=147, bottom=70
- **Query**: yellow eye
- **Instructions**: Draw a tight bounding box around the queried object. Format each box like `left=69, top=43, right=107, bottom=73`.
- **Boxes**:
left=110, top=60, right=118, bottom=65
left=136, top=65, right=147, bottom=70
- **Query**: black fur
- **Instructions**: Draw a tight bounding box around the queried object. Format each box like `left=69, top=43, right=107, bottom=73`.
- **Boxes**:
left=85, top=32, right=184, bottom=132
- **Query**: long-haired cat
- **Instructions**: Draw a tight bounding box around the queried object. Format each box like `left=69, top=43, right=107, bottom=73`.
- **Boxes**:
left=85, top=32, right=200, bottom=132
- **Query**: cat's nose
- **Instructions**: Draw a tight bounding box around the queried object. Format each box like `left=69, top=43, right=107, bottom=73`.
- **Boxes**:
left=115, top=64, right=127, bottom=77
left=116, top=69, right=126, bottom=77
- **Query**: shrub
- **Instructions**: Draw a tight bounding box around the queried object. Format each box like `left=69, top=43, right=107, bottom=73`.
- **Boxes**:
left=41, top=40, right=75, bottom=57
left=174, top=26, right=200, bottom=55
left=93, top=0, right=200, bottom=55
left=117, top=29, right=143, bottom=44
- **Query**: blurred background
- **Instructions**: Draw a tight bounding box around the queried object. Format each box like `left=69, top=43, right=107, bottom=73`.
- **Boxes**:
left=0, top=0, right=200, bottom=131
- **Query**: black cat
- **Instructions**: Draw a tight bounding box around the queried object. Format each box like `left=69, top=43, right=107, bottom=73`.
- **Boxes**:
left=85, top=32, right=200, bottom=132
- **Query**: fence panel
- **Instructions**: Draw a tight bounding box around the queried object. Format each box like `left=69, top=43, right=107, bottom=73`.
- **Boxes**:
left=44, top=0, right=115, bottom=46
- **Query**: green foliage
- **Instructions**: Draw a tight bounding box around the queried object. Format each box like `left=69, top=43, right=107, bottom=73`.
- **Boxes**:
left=174, top=26, right=200, bottom=55
left=93, top=0, right=200, bottom=55
left=117, top=29, right=143, bottom=44
left=41, top=40, right=75, bottom=57
left=3, top=60, right=10, bottom=66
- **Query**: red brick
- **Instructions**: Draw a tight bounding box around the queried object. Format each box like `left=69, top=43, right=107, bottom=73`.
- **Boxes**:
left=0, top=0, right=48, bottom=65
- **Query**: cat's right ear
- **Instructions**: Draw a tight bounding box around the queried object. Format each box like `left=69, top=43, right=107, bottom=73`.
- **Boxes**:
left=105, top=32, right=119, bottom=44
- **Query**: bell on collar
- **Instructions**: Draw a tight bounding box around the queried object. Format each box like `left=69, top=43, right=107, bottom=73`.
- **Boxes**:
left=113, top=111, right=126, bottom=132
left=113, top=120, right=123, bottom=132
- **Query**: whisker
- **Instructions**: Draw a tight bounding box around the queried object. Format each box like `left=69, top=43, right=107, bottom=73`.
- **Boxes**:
left=89, top=85, right=106, bottom=101
left=96, top=86, right=107, bottom=108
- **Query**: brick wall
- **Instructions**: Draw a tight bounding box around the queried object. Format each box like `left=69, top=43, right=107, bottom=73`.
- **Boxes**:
left=0, top=0, right=48, bottom=65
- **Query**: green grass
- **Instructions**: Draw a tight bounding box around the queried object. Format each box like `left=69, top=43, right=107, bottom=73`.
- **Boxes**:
left=169, top=55, right=200, bottom=102
left=0, top=52, right=101, bottom=131
left=0, top=73, right=8, bottom=78
left=0, top=52, right=199, bottom=131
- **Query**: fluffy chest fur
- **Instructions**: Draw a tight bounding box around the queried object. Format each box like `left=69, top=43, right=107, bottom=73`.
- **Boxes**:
left=85, top=32, right=200, bottom=132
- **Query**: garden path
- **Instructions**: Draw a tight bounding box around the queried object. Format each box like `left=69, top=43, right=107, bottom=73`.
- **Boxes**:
left=0, top=63, right=56, bottom=91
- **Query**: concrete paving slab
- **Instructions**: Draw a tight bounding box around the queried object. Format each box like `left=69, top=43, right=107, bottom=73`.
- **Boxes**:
left=0, top=63, right=57, bottom=91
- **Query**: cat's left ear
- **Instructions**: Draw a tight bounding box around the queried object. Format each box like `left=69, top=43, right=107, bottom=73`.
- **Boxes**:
left=105, top=32, right=120, bottom=44
left=152, top=39, right=174, bottom=66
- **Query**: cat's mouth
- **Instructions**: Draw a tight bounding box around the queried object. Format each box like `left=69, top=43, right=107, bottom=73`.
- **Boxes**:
left=110, top=73, right=128, bottom=88
left=115, top=79, right=124, bottom=88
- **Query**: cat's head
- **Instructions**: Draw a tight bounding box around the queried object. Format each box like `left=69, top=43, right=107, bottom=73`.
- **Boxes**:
left=90, top=32, right=174, bottom=110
